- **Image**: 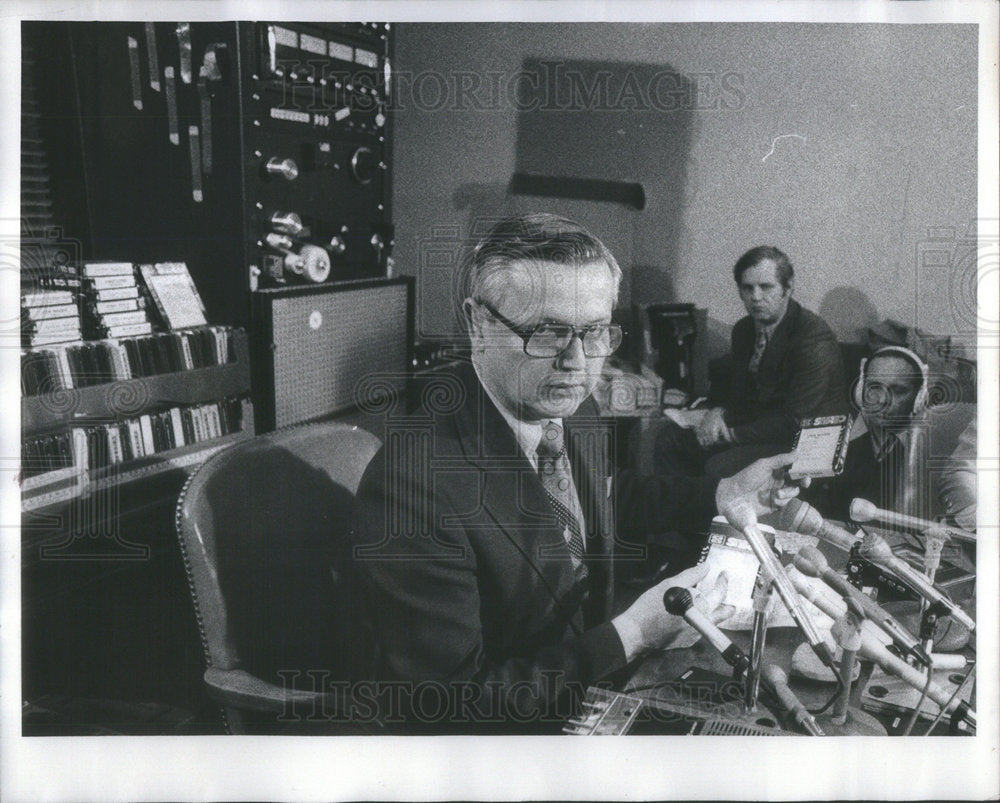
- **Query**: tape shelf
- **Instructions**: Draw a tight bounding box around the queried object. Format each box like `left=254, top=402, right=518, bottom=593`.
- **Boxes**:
left=21, top=423, right=253, bottom=514
left=22, top=330, right=251, bottom=436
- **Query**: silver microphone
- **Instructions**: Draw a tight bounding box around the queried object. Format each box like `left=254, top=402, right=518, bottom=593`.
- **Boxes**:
left=724, top=499, right=838, bottom=673
left=850, top=497, right=975, bottom=543
left=858, top=532, right=975, bottom=631
left=777, top=498, right=859, bottom=552
left=793, top=545, right=927, bottom=664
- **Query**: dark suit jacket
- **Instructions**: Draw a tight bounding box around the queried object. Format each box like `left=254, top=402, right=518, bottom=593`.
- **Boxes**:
left=352, top=362, right=717, bottom=730
left=726, top=299, right=847, bottom=446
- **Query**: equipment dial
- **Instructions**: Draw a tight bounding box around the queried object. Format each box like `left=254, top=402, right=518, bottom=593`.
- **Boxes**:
left=299, top=244, right=331, bottom=283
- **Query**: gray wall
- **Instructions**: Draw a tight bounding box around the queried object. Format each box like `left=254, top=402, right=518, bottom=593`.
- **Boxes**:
left=389, top=23, right=977, bottom=369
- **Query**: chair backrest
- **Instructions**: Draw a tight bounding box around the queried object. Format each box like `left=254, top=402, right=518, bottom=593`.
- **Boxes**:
left=175, top=422, right=382, bottom=691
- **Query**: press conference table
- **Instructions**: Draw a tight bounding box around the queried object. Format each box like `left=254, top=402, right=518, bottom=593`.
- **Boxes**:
left=613, top=529, right=977, bottom=736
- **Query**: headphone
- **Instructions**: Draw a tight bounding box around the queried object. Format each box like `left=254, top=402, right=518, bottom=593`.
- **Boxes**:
left=853, top=345, right=930, bottom=417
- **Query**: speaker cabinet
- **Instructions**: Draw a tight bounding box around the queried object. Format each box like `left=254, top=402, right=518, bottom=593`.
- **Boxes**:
left=252, top=278, right=413, bottom=431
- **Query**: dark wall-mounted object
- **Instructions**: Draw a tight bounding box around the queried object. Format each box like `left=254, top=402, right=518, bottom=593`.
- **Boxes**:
left=509, top=173, right=646, bottom=210
left=29, top=21, right=394, bottom=328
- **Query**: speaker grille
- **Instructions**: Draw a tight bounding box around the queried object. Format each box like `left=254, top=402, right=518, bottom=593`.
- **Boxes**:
left=270, top=283, right=409, bottom=428
left=697, top=719, right=783, bottom=736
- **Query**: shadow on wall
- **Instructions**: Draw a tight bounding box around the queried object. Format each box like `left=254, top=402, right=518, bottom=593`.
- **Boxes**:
left=451, top=57, right=695, bottom=328
left=818, top=286, right=880, bottom=344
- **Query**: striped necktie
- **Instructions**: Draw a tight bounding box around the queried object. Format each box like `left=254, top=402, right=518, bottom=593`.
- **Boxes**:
left=536, top=421, right=587, bottom=567
left=749, top=326, right=768, bottom=374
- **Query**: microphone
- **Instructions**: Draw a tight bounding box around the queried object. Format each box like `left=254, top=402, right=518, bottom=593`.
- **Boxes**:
left=723, top=500, right=838, bottom=674
left=663, top=587, right=749, bottom=675
left=777, top=499, right=859, bottom=552
left=761, top=665, right=825, bottom=736
left=850, top=498, right=975, bottom=544
left=858, top=532, right=976, bottom=631
left=793, top=546, right=928, bottom=664
left=787, top=568, right=976, bottom=730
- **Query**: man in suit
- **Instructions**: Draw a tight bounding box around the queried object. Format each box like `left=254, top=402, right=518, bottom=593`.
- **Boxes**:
left=806, top=346, right=932, bottom=522
left=352, top=215, right=800, bottom=732
left=655, top=245, right=847, bottom=479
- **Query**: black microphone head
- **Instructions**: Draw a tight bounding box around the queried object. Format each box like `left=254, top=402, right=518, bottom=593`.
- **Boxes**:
left=795, top=545, right=830, bottom=576
left=663, top=586, right=693, bottom=616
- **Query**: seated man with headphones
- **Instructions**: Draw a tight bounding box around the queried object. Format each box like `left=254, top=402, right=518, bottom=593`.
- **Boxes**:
left=804, top=345, right=930, bottom=522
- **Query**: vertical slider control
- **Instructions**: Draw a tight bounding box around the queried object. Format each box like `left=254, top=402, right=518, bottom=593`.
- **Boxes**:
left=188, top=126, right=203, bottom=202
left=176, top=23, right=193, bottom=84
left=164, top=66, right=179, bottom=145
left=198, top=66, right=213, bottom=174
left=267, top=25, right=278, bottom=76
left=127, top=36, right=143, bottom=110
left=144, top=23, right=161, bottom=92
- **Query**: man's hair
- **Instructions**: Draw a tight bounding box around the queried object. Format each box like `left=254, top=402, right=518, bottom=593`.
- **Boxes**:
left=732, top=245, right=794, bottom=289
left=866, top=347, right=926, bottom=389
left=460, top=213, right=622, bottom=316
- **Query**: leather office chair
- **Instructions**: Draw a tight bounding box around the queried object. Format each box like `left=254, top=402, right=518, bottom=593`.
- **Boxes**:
left=175, top=421, right=383, bottom=734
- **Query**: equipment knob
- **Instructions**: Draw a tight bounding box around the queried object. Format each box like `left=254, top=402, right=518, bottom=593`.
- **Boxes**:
left=283, top=254, right=305, bottom=275
left=264, top=232, right=295, bottom=251
left=370, top=232, right=385, bottom=264
left=328, top=235, right=347, bottom=256
left=270, top=211, right=304, bottom=236
left=298, top=244, right=331, bottom=283
left=265, top=156, right=299, bottom=181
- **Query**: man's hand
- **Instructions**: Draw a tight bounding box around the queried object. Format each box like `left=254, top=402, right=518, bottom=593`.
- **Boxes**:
left=715, top=452, right=806, bottom=525
left=695, top=407, right=733, bottom=449
left=613, top=563, right=732, bottom=659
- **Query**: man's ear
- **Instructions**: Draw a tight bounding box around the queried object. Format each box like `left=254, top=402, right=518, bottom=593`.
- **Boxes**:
left=783, top=277, right=795, bottom=297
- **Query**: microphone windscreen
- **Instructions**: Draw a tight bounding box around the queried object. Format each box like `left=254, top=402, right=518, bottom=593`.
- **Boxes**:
left=778, top=498, right=820, bottom=536
left=663, top=586, right=693, bottom=616
left=850, top=497, right=877, bottom=523
left=791, top=546, right=825, bottom=578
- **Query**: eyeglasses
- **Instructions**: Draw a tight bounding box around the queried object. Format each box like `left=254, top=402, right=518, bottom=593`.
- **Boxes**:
left=476, top=300, right=623, bottom=358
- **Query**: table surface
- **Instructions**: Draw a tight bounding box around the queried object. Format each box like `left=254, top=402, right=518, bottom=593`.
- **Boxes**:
left=614, top=529, right=976, bottom=736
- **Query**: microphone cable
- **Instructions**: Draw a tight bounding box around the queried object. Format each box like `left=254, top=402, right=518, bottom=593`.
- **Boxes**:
left=902, top=656, right=934, bottom=736
left=920, top=659, right=976, bottom=736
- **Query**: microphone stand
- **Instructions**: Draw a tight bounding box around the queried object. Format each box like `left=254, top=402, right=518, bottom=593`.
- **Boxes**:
left=744, top=563, right=774, bottom=714
left=917, top=527, right=948, bottom=665
left=811, top=597, right=887, bottom=736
